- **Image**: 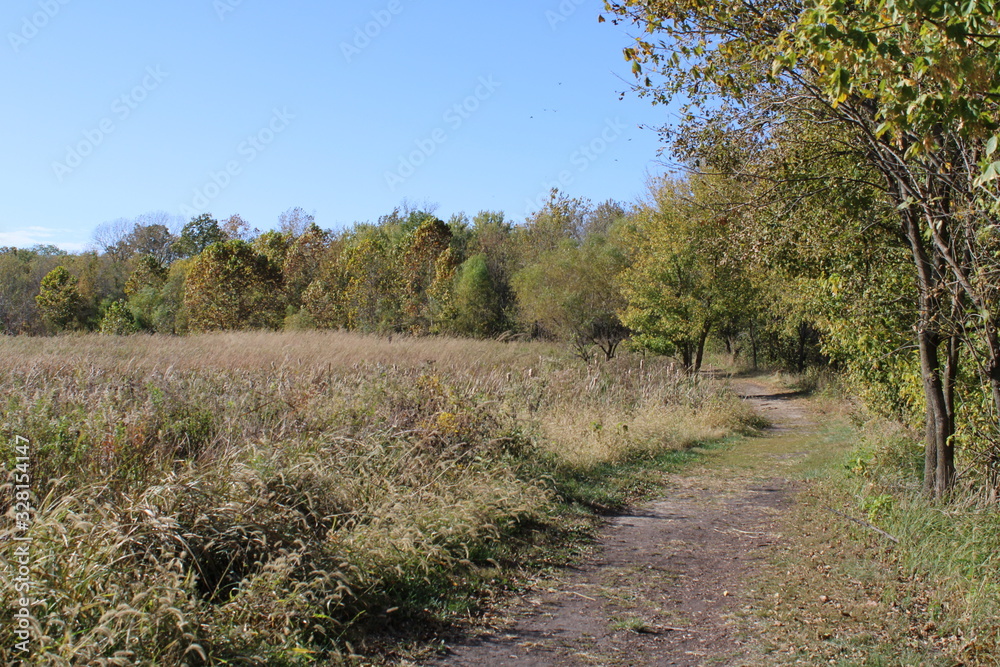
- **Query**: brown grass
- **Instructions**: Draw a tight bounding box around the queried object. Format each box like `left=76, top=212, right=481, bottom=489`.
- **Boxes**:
left=0, top=331, right=753, bottom=665
left=0, top=330, right=559, bottom=374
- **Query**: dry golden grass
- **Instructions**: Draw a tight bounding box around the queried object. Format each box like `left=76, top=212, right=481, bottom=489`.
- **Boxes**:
left=0, top=331, right=754, bottom=665
left=0, top=330, right=559, bottom=374
left=537, top=360, right=761, bottom=467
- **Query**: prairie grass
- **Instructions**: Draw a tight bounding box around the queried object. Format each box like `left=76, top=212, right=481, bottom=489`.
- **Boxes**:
left=0, top=330, right=557, bottom=375
left=0, top=331, right=754, bottom=665
left=538, top=359, right=762, bottom=468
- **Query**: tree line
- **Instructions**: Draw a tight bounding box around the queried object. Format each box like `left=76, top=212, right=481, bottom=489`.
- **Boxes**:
left=6, top=188, right=819, bottom=370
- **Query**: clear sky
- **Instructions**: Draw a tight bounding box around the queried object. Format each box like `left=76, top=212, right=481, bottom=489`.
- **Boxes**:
left=1, top=0, right=671, bottom=251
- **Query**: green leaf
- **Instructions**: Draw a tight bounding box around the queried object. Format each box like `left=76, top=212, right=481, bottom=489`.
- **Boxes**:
left=974, top=161, right=1000, bottom=187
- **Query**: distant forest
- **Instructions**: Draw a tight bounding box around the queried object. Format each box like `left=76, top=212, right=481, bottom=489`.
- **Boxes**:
left=2, top=190, right=818, bottom=373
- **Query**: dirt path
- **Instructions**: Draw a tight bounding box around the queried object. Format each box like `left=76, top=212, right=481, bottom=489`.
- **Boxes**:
left=425, top=378, right=817, bottom=666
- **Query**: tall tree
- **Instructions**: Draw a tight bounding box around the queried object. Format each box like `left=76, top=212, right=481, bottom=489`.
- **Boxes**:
left=440, top=254, right=503, bottom=337
left=339, top=227, right=400, bottom=332
left=282, top=223, right=331, bottom=309
left=174, top=214, right=225, bottom=258
left=36, top=266, right=83, bottom=333
left=617, top=175, right=751, bottom=371
left=517, top=190, right=590, bottom=268
left=514, top=235, right=630, bottom=361
left=184, top=240, right=285, bottom=331
left=400, top=217, right=453, bottom=331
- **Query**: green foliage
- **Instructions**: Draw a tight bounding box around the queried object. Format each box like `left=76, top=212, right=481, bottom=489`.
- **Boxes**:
left=98, top=299, right=139, bottom=335
left=514, top=236, right=629, bottom=360
left=282, top=223, right=331, bottom=308
left=339, top=227, right=402, bottom=332
left=516, top=190, right=589, bottom=267
left=617, top=176, right=750, bottom=370
left=787, top=0, right=1000, bottom=151
left=184, top=240, right=285, bottom=332
left=606, top=0, right=1000, bottom=495
left=134, top=258, right=191, bottom=335
left=174, top=214, right=225, bottom=258
left=35, top=265, right=83, bottom=332
left=126, top=221, right=178, bottom=263
left=252, top=229, right=292, bottom=269
left=468, top=211, right=517, bottom=327
left=400, top=217, right=453, bottom=331
left=443, top=254, right=502, bottom=337
left=124, top=254, right=168, bottom=298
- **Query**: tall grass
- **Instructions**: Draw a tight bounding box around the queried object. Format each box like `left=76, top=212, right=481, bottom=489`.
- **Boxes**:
left=843, top=418, right=1000, bottom=663
left=0, top=331, right=754, bottom=664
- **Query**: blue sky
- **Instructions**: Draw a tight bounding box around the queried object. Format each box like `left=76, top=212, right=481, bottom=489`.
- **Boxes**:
left=1, top=0, right=671, bottom=252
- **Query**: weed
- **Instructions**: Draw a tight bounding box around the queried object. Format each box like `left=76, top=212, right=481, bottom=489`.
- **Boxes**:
left=609, top=616, right=650, bottom=633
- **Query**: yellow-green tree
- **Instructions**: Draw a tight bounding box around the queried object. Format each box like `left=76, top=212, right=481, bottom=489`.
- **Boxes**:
left=98, top=300, right=139, bottom=335
left=605, top=0, right=1000, bottom=495
left=124, top=255, right=169, bottom=332
left=400, top=218, right=452, bottom=331
left=282, top=223, right=331, bottom=309
left=36, top=266, right=83, bottom=333
left=438, top=253, right=504, bottom=338
left=300, top=237, right=349, bottom=329
left=339, top=228, right=400, bottom=332
left=184, top=240, right=285, bottom=331
left=174, top=214, right=225, bottom=258
left=514, top=237, right=629, bottom=360
left=617, top=176, right=750, bottom=372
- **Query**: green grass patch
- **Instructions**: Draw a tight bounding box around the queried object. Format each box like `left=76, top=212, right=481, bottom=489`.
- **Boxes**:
left=543, top=437, right=737, bottom=511
left=729, top=393, right=998, bottom=666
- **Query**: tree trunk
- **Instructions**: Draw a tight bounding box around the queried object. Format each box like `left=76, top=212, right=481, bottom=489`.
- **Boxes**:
left=980, top=324, right=1000, bottom=496
left=694, top=324, right=710, bottom=373
left=918, top=328, right=953, bottom=497
left=903, top=209, right=955, bottom=497
left=680, top=342, right=693, bottom=371
left=796, top=320, right=809, bottom=373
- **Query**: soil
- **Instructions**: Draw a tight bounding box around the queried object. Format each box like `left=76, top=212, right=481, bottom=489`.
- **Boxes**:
left=423, top=378, right=817, bottom=666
